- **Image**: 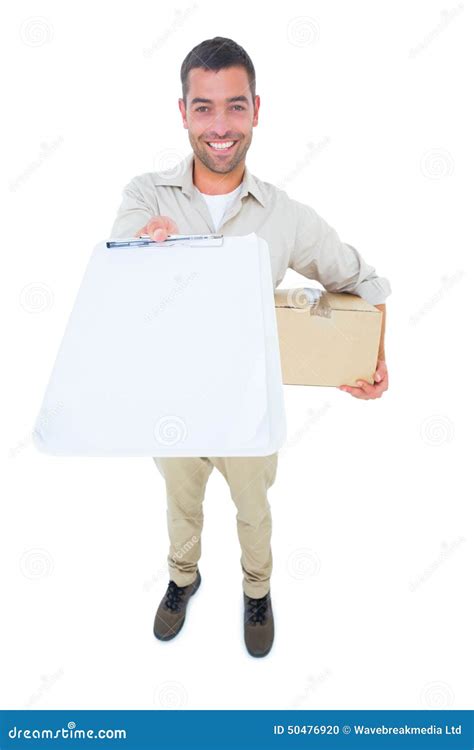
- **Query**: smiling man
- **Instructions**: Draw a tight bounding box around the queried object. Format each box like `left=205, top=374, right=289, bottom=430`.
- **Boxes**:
left=110, top=36, right=392, bottom=658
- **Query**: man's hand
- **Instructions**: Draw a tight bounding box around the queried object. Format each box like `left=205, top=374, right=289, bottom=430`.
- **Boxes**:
left=135, top=216, right=179, bottom=242
left=338, top=359, right=388, bottom=400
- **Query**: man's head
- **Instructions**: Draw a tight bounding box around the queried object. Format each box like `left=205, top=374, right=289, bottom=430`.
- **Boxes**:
left=179, top=37, right=260, bottom=175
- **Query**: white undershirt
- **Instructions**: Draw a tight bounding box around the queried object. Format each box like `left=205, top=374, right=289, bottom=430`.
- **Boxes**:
left=196, top=183, right=243, bottom=232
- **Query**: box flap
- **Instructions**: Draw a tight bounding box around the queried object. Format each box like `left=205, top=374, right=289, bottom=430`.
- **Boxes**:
left=274, top=287, right=379, bottom=314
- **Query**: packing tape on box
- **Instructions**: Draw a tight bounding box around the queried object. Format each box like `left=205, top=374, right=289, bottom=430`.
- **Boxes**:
left=303, top=288, right=333, bottom=319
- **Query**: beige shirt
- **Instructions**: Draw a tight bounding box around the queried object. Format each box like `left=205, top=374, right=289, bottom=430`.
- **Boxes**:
left=110, top=151, right=391, bottom=304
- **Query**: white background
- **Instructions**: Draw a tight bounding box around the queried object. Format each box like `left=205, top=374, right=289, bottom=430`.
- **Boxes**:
left=1, top=0, right=472, bottom=710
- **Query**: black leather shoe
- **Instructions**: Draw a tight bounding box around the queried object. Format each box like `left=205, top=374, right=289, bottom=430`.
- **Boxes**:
left=243, top=592, right=274, bottom=657
left=153, top=569, right=201, bottom=641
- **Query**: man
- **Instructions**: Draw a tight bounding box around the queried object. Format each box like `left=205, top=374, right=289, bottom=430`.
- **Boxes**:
left=110, top=36, right=391, bottom=658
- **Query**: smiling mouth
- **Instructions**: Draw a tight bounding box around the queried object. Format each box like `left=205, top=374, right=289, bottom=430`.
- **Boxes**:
left=205, top=140, right=238, bottom=154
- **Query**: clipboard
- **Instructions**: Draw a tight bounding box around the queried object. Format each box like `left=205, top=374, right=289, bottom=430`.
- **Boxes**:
left=32, top=232, right=287, bottom=457
left=106, top=234, right=224, bottom=248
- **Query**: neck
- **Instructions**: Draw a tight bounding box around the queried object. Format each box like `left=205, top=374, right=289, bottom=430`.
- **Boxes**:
left=193, top=155, right=245, bottom=195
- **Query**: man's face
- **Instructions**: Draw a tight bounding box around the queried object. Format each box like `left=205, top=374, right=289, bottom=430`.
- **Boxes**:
left=179, top=65, right=260, bottom=175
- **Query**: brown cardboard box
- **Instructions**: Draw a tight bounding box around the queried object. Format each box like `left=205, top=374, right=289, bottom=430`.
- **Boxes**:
left=274, top=288, right=382, bottom=387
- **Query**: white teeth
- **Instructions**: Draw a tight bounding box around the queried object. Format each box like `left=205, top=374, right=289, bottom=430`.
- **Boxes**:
left=208, top=141, right=235, bottom=150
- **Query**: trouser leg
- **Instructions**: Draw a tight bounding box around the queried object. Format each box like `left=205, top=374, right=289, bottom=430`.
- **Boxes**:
left=210, top=452, right=278, bottom=598
left=153, top=456, right=213, bottom=587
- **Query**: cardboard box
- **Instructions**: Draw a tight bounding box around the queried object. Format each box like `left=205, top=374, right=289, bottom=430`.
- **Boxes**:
left=274, top=288, right=382, bottom=387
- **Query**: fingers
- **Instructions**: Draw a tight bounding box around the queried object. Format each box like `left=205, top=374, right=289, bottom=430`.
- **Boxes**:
left=356, top=379, right=377, bottom=395
left=134, top=216, right=179, bottom=241
left=339, top=385, right=371, bottom=399
left=151, top=226, right=167, bottom=242
left=163, top=216, right=179, bottom=234
left=373, top=360, right=387, bottom=383
left=149, top=216, right=179, bottom=241
left=339, top=379, right=385, bottom=399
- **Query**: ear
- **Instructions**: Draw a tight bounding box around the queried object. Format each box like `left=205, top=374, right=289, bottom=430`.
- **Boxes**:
left=178, top=98, right=188, bottom=129
left=252, top=94, right=261, bottom=127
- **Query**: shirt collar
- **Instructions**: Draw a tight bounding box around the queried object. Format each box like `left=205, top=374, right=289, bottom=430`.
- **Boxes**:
left=152, top=151, right=266, bottom=208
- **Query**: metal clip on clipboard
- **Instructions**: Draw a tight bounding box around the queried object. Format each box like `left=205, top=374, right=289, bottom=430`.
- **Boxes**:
left=106, top=234, right=224, bottom=248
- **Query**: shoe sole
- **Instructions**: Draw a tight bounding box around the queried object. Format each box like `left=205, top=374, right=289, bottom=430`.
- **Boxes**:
left=153, top=573, right=201, bottom=642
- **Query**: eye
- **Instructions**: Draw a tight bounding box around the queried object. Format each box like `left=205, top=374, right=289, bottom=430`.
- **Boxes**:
left=195, top=105, right=245, bottom=112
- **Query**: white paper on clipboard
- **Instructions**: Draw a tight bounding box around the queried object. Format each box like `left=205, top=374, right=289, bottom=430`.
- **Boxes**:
left=33, top=232, right=287, bottom=457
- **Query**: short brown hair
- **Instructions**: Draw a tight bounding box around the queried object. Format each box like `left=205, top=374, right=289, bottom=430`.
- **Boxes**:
left=180, top=36, right=256, bottom=107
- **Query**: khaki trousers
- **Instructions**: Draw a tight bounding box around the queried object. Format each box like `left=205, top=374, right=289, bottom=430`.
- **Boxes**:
left=153, top=453, right=278, bottom=598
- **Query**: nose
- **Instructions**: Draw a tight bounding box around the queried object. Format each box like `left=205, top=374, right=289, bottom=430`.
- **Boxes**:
left=209, top=108, right=233, bottom=137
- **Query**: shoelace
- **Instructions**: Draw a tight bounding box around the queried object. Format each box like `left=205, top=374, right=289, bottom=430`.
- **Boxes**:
left=164, top=581, right=186, bottom=612
left=246, top=596, right=268, bottom=625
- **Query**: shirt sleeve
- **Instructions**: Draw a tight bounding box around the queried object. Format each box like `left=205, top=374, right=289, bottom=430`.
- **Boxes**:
left=109, top=177, right=155, bottom=239
left=289, top=199, right=392, bottom=305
